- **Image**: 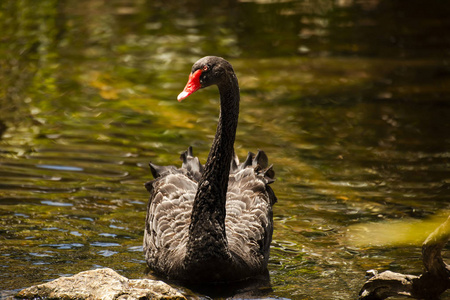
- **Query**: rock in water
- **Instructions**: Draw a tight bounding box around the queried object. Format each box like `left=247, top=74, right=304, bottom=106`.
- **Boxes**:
left=15, top=268, right=186, bottom=300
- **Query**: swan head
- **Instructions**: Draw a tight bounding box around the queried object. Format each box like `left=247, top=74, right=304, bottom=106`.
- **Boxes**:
left=177, top=56, right=233, bottom=102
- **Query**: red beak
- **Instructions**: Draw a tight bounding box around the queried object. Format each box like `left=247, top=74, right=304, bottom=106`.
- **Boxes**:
left=177, top=69, right=203, bottom=102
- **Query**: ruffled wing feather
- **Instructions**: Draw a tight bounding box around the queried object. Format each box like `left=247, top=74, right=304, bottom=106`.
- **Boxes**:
left=144, top=147, right=276, bottom=277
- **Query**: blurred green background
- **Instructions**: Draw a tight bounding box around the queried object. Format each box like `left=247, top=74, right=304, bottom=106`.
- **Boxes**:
left=1, top=0, right=449, bottom=298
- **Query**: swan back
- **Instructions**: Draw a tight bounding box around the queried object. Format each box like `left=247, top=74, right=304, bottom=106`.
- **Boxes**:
left=144, top=147, right=276, bottom=282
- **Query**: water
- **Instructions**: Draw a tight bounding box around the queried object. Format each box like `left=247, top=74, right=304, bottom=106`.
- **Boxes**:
left=1, top=0, right=450, bottom=299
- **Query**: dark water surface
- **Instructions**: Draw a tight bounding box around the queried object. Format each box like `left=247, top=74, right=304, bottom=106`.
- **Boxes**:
left=1, top=0, right=450, bottom=299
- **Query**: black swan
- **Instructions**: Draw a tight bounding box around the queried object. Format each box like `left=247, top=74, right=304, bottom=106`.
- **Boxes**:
left=143, top=56, right=277, bottom=283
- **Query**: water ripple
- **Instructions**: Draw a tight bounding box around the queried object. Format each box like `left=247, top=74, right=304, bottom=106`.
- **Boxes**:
left=36, top=164, right=84, bottom=172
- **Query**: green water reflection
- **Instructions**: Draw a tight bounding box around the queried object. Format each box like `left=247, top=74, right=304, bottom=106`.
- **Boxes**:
left=1, top=0, right=450, bottom=299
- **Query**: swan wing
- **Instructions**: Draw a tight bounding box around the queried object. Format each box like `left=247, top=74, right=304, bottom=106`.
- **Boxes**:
left=144, top=170, right=197, bottom=276
left=226, top=151, right=277, bottom=271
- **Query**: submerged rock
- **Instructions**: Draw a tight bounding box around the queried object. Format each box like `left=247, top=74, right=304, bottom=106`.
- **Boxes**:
left=15, top=268, right=186, bottom=300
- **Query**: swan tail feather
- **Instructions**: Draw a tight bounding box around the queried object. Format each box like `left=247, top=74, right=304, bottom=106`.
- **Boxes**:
left=253, top=150, right=269, bottom=169
left=149, top=162, right=165, bottom=179
left=231, top=149, right=240, bottom=171
left=242, top=152, right=254, bottom=169
left=149, top=162, right=180, bottom=178
left=262, top=164, right=275, bottom=184
left=180, top=146, right=203, bottom=182
left=144, top=181, right=154, bottom=193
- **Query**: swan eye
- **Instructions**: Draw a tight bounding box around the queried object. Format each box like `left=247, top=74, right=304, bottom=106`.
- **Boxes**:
left=202, top=65, right=209, bottom=72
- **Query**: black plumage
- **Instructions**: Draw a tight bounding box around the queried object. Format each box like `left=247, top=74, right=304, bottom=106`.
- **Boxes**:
left=143, top=56, right=277, bottom=283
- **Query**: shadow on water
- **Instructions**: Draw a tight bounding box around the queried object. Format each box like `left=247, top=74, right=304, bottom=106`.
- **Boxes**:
left=184, top=276, right=273, bottom=299
left=1, top=0, right=450, bottom=299
left=0, top=121, right=7, bottom=140
left=146, top=268, right=273, bottom=299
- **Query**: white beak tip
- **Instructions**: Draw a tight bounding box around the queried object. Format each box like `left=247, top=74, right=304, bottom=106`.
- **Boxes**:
left=177, top=91, right=189, bottom=102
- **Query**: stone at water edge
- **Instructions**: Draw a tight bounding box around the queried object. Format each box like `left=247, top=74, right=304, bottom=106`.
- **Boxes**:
left=15, top=267, right=186, bottom=300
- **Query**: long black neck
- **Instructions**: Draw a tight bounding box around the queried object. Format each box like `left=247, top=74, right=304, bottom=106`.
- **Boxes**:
left=185, top=71, right=240, bottom=267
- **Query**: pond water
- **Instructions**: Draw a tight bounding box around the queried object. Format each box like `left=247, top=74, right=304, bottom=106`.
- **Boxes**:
left=1, top=0, right=450, bottom=299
